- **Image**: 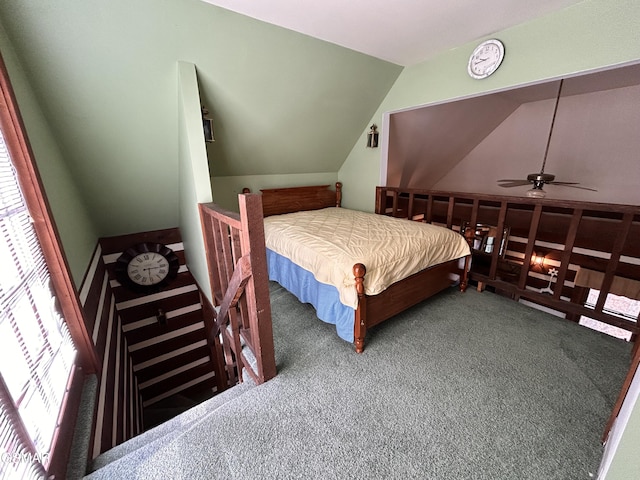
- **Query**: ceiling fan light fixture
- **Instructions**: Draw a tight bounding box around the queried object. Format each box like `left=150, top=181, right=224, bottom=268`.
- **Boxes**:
left=525, top=173, right=550, bottom=198
left=526, top=186, right=546, bottom=198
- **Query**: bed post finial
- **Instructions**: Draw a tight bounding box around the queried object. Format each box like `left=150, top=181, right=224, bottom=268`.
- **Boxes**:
left=460, top=256, right=470, bottom=293
left=463, top=225, right=475, bottom=247
left=335, top=182, right=342, bottom=207
left=242, top=187, right=251, bottom=194
left=353, top=263, right=366, bottom=353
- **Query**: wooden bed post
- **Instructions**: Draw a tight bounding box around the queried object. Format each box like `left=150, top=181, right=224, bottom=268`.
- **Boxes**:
left=375, top=186, right=385, bottom=214
left=335, top=182, right=342, bottom=207
left=354, top=263, right=367, bottom=353
left=460, top=256, right=470, bottom=292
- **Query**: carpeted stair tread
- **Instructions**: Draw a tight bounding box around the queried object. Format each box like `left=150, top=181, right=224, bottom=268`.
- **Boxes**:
left=88, top=381, right=255, bottom=473
left=84, top=383, right=266, bottom=479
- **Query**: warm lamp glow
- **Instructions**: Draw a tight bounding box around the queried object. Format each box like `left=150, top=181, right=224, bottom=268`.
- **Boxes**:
left=531, top=254, right=546, bottom=268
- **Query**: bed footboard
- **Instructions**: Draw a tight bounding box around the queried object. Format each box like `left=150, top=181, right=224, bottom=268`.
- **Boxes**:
left=353, top=257, right=469, bottom=353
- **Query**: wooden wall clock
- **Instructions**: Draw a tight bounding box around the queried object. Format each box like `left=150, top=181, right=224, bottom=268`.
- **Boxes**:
left=115, top=242, right=180, bottom=293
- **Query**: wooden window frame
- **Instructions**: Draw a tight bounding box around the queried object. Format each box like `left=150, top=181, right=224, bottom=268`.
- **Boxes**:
left=0, top=51, right=100, bottom=478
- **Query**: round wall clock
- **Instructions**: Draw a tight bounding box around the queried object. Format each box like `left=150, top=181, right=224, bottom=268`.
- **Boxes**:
left=467, top=39, right=505, bottom=79
left=115, top=242, right=180, bottom=293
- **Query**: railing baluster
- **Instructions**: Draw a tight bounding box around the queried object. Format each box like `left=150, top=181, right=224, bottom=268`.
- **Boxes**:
left=198, top=195, right=276, bottom=387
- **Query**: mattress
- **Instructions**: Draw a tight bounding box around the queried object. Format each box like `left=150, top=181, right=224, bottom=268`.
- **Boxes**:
left=263, top=207, right=470, bottom=309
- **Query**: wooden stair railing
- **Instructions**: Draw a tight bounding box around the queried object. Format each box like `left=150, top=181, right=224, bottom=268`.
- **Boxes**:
left=199, top=193, right=276, bottom=386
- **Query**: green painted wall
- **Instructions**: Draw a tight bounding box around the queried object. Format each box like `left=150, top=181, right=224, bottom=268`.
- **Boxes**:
left=177, top=61, right=213, bottom=300
left=339, top=0, right=640, bottom=212
left=0, top=23, right=99, bottom=286
left=0, top=0, right=401, bottom=236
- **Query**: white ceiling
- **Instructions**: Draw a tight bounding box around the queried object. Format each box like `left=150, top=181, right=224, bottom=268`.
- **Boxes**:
left=201, top=0, right=584, bottom=66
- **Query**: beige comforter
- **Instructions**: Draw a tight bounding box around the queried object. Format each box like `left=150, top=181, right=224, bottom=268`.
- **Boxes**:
left=264, top=207, right=470, bottom=309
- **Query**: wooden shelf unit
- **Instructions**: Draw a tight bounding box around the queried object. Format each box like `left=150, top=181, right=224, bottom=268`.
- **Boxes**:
left=375, top=187, right=640, bottom=339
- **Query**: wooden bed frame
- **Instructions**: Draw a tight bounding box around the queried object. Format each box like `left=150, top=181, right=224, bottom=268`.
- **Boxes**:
left=246, top=182, right=470, bottom=353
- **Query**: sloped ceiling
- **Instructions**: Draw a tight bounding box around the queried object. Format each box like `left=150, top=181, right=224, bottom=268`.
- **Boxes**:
left=389, top=64, right=640, bottom=205
left=387, top=94, right=522, bottom=189
left=0, top=0, right=401, bottom=234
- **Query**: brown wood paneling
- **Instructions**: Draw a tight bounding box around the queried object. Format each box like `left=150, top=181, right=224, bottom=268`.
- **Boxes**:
left=125, top=310, right=204, bottom=348
left=115, top=334, right=127, bottom=446
left=80, top=239, right=177, bottom=457
left=108, top=270, right=194, bottom=303
left=140, top=362, right=216, bottom=404
left=135, top=345, right=212, bottom=385
left=116, top=289, right=201, bottom=326
left=98, top=308, right=120, bottom=452
left=93, top=289, right=113, bottom=360
left=257, top=183, right=341, bottom=217
left=81, top=259, right=108, bottom=333
left=99, top=228, right=182, bottom=255
left=129, top=329, right=207, bottom=366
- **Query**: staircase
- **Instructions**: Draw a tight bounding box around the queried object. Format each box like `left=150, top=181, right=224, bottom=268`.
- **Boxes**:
left=143, top=391, right=214, bottom=431
left=84, top=336, right=260, bottom=478
left=83, top=195, right=275, bottom=478
left=85, top=379, right=256, bottom=478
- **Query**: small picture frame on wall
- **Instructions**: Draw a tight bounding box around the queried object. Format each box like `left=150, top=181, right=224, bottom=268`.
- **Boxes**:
left=203, top=117, right=215, bottom=143
left=202, top=106, right=215, bottom=143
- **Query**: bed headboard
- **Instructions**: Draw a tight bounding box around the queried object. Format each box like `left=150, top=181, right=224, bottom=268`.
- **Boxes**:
left=243, top=182, right=342, bottom=217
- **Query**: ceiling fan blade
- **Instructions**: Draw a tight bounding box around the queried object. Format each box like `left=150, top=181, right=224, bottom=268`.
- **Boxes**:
left=548, top=182, right=598, bottom=191
left=497, top=180, right=531, bottom=188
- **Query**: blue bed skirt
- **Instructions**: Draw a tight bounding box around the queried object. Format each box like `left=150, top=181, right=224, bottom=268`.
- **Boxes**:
left=266, top=248, right=356, bottom=343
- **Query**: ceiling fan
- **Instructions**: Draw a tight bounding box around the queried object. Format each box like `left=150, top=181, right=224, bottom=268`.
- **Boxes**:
left=497, top=79, right=597, bottom=198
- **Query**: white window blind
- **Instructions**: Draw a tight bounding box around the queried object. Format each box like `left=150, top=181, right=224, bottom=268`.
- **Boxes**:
left=0, top=126, right=77, bottom=478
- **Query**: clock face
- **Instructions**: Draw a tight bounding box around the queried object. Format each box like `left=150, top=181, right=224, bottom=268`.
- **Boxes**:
left=468, top=39, right=505, bottom=79
left=127, top=252, right=170, bottom=286
left=115, top=242, right=180, bottom=293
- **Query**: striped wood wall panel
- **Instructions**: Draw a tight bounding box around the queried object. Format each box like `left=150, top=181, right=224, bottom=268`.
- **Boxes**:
left=80, top=228, right=227, bottom=457
left=98, top=228, right=224, bottom=410
left=79, top=244, right=142, bottom=459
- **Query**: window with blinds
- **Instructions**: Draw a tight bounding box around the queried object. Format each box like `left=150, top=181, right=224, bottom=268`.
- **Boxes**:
left=0, top=126, right=77, bottom=478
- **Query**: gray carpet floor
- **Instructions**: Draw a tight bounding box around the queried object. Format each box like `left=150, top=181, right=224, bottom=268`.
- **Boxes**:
left=88, top=282, right=632, bottom=479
